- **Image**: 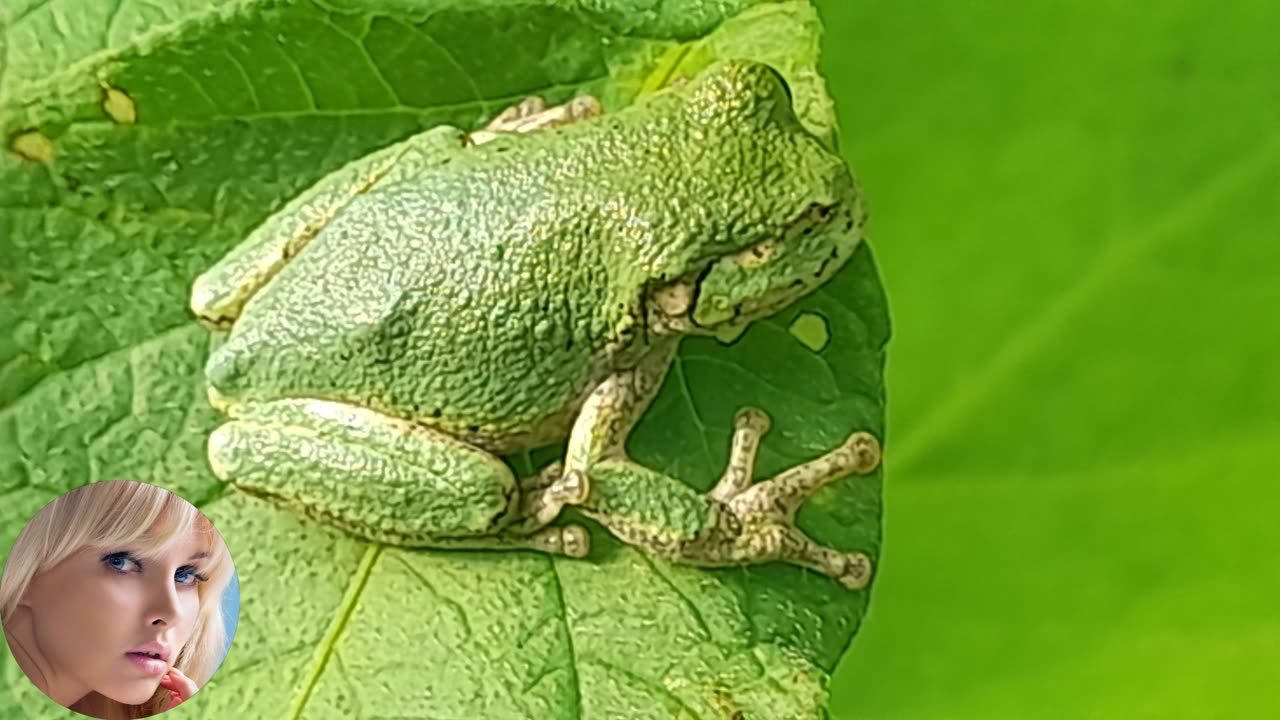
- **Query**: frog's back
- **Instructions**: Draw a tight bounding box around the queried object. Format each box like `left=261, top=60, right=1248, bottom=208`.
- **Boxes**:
left=206, top=133, right=643, bottom=453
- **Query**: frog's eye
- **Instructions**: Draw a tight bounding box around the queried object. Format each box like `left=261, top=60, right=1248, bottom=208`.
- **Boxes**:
left=731, top=238, right=779, bottom=269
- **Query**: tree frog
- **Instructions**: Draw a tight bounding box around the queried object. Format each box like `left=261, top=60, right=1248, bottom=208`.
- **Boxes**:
left=190, top=60, right=881, bottom=590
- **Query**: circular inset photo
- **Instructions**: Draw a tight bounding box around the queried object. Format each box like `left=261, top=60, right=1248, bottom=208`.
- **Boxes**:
left=1, top=481, right=238, bottom=718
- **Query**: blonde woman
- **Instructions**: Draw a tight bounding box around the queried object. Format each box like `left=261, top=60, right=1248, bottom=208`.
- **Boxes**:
left=1, top=481, right=235, bottom=718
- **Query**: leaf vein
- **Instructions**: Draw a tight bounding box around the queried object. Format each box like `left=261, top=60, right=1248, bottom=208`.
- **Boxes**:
left=582, top=656, right=709, bottom=720
left=153, top=333, right=210, bottom=477
left=173, top=63, right=223, bottom=116
left=635, top=552, right=713, bottom=643
left=221, top=46, right=261, bottom=112
left=0, top=322, right=192, bottom=414
left=316, top=15, right=400, bottom=106
left=209, top=641, right=311, bottom=683
left=102, top=0, right=124, bottom=48
left=401, top=20, right=485, bottom=114
left=546, top=559, right=583, bottom=719
left=277, top=41, right=319, bottom=113
left=674, top=355, right=716, bottom=468
left=9, top=0, right=56, bottom=28
left=684, top=351, right=839, bottom=410
left=391, top=552, right=474, bottom=641
left=289, top=543, right=382, bottom=720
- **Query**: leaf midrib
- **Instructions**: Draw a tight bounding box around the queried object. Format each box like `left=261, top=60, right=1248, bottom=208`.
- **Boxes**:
left=289, top=543, right=383, bottom=720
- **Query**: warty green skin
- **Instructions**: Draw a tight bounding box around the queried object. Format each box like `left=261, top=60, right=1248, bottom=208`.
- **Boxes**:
left=199, top=61, right=862, bottom=454
left=192, top=61, right=878, bottom=580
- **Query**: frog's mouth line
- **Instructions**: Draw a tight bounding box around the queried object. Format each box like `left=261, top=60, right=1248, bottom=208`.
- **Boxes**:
left=645, top=205, right=856, bottom=336
left=645, top=247, right=841, bottom=336
left=702, top=246, right=843, bottom=324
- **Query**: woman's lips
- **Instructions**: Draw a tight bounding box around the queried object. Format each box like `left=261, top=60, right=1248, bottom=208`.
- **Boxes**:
left=124, top=652, right=168, bottom=675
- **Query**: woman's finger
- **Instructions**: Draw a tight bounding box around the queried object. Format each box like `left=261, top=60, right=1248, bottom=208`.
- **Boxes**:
left=163, top=666, right=199, bottom=699
left=158, top=666, right=198, bottom=711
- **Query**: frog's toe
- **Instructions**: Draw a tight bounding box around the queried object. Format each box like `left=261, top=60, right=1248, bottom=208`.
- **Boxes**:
left=836, top=552, right=874, bottom=590
left=523, top=524, right=591, bottom=558
left=552, top=469, right=591, bottom=505
left=205, top=423, right=239, bottom=480
left=734, top=407, right=770, bottom=435
left=485, top=95, right=547, bottom=129
left=841, top=431, right=882, bottom=475
left=564, top=95, right=602, bottom=122
left=473, top=94, right=603, bottom=143
left=558, top=524, right=591, bottom=558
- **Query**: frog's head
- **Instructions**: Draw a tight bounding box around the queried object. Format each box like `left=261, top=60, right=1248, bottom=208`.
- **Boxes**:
left=644, top=60, right=867, bottom=340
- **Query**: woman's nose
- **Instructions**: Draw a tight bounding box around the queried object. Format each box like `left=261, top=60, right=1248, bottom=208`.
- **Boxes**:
left=147, top=579, right=184, bottom=626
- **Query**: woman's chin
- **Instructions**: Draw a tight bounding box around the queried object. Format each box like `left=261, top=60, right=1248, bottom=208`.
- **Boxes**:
left=99, top=681, right=161, bottom=706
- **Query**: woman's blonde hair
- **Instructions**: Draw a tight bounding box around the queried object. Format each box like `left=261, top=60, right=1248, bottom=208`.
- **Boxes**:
left=0, top=481, right=235, bottom=719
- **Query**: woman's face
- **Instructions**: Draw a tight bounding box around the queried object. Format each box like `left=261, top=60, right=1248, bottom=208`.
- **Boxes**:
left=17, top=527, right=208, bottom=705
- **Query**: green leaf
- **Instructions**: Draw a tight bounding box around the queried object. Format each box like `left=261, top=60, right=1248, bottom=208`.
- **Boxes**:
left=820, top=0, right=1280, bottom=717
left=0, top=1, right=887, bottom=718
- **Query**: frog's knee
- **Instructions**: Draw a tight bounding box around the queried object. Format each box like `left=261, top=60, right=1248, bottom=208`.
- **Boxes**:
left=204, top=331, right=282, bottom=400
left=206, top=422, right=242, bottom=480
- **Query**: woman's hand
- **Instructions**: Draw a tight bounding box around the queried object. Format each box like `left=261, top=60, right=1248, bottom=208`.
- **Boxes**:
left=159, top=666, right=197, bottom=711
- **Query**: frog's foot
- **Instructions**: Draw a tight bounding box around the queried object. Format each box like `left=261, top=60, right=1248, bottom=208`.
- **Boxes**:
left=580, top=408, right=881, bottom=590
left=718, top=410, right=881, bottom=527
left=706, top=410, right=881, bottom=589
left=468, top=94, right=602, bottom=145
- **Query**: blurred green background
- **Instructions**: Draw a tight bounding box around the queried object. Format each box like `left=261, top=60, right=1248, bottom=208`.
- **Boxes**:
left=813, top=1, right=1280, bottom=717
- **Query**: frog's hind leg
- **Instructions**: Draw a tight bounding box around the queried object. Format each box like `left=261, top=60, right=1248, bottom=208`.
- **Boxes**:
left=190, top=125, right=468, bottom=329
left=578, top=408, right=882, bottom=590
left=467, top=94, right=602, bottom=145
left=208, top=397, right=589, bottom=557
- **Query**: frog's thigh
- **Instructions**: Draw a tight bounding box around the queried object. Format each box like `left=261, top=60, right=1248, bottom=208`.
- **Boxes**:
left=208, top=397, right=518, bottom=543
left=190, top=125, right=468, bottom=328
left=469, top=94, right=602, bottom=145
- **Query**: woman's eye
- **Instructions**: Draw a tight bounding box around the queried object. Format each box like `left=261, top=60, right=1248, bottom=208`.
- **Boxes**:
left=175, top=566, right=208, bottom=586
left=104, top=552, right=139, bottom=573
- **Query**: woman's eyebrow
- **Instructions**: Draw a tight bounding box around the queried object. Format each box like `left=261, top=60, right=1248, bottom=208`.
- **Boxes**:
left=188, top=551, right=210, bottom=560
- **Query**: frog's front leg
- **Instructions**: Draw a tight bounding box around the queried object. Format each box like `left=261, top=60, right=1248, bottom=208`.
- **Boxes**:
left=190, top=125, right=468, bottom=328
left=580, top=408, right=882, bottom=590
left=555, top=339, right=681, bottom=500
left=207, top=397, right=589, bottom=557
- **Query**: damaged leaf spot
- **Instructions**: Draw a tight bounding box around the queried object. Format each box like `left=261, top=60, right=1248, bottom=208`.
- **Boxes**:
left=9, top=130, right=55, bottom=162
left=788, top=311, right=829, bottom=352
left=102, top=85, right=138, bottom=124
